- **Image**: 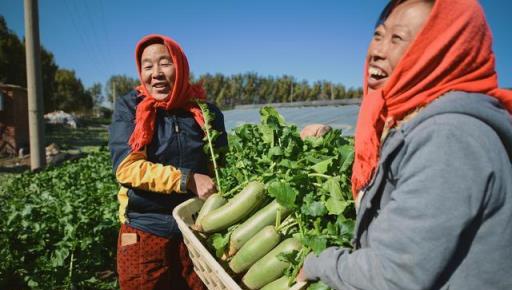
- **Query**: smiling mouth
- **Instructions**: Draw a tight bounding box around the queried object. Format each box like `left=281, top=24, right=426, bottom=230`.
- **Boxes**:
left=152, top=83, right=169, bottom=90
left=368, top=66, right=388, bottom=81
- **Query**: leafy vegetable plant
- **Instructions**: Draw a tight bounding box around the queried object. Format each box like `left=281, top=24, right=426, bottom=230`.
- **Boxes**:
left=0, top=149, right=119, bottom=289
left=195, top=107, right=355, bottom=290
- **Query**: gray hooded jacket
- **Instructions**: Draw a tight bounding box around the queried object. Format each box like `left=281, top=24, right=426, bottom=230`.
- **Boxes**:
left=304, top=92, right=512, bottom=290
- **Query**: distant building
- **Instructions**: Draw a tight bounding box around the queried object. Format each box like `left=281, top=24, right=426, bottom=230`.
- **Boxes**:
left=0, top=83, right=29, bottom=156
left=44, top=110, right=77, bottom=128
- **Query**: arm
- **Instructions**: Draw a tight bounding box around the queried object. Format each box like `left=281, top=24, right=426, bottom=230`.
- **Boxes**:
left=108, top=93, right=189, bottom=194
left=304, top=115, right=496, bottom=290
left=115, top=149, right=187, bottom=193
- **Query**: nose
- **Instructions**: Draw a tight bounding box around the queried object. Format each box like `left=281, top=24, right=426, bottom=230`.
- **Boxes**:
left=152, top=65, right=163, bottom=78
left=369, top=39, right=388, bottom=61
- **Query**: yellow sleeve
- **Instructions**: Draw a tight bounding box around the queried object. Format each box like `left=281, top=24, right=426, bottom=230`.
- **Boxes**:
left=115, top=150, right=189, bottom=194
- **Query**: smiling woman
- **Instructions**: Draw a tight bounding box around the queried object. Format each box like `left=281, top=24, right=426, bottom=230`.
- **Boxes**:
left=300, top=0, right=512, bottom=289
left=108, top=34, right=228, bottom=289
left=366, top=0, right=433, bottom=92
left=139, top=42, right=176, bottom=101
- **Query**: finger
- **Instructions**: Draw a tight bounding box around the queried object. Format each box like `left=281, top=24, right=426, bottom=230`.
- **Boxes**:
left=198, top=193, right=208, bottom=200
left=300, top=128, right=312, bottom=140
left=296, top=267, right=306, bottom=282
left=204, top=189, right=214, bottom=199
left=318, top=125, right=331, bottom=136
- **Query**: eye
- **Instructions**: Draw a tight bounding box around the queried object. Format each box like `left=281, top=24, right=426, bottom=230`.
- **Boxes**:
left=373, top=28, right=384, bottom=40
left=392, top=34, right=403, bottom=42
left=143, top=65, right=152, bottom=71
left=373, top=30, right=383, bottom=41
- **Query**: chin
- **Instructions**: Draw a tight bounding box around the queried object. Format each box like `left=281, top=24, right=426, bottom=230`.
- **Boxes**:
left=153, top=94, right=169, bottom=101
left=367, top=86, right=378, bottom=93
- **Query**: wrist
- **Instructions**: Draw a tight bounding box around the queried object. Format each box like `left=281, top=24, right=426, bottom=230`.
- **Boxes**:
left=179, top=168, right=192, bottom=193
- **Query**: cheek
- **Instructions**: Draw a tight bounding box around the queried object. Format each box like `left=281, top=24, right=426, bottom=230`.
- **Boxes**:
left=141, top=72, right=152, bottom=87
left=165, top=67, right=176, bottom=82
left=389, top=44, right=410, bottom=71
left=366, top=42, right=375, bottom=60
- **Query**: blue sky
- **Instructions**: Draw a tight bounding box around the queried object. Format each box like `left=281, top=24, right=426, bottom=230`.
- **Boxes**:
left=1, top=0, right=511, bottom=91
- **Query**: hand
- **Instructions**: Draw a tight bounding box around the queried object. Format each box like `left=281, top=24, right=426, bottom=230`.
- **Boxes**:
left=187, top=173, right=217, bottom=200
left=300, top=124, right=332, bottom=140
left=296, top=267, right=307, bottom=282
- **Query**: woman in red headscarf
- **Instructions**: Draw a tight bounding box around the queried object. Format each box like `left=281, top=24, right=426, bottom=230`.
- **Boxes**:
left=300, top=0, right=512, bottom=289
left=108, top=35, right=227, bottom=290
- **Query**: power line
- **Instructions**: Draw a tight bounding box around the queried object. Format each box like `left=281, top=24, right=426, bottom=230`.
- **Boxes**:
left=96, top=0, right=116, bottom=77
left=81, top=0, right=111, bottom=75
left=62, top=0, right=109, bottom=84
left=62, top=0, right=99, bottom=71
left=70, top=0, right=106, bottom=70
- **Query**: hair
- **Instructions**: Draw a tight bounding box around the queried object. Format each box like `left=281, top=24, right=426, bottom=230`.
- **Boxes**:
left=376, top=0, right=435, bottom=28
left=136, top=37, right=165, bottom=69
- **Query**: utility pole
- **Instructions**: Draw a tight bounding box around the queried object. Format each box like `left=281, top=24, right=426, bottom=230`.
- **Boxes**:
left=290, top=82, right=294, bottom=103
left=112, top=80, right=116, bottom=110
left=24, top=0, right=46, bottom=171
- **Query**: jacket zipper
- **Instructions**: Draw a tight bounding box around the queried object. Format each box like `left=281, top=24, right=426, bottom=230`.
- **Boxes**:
left=173, top=115, right=182, bottom=167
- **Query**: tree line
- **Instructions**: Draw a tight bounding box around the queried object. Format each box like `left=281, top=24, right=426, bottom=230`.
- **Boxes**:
left=1, top=15, right=361, bottom=114
left=198, top=73, right=362, bottom=109
left=0, top=16, right=98, bottom=114
left=104, top=73, right=363, bottom=110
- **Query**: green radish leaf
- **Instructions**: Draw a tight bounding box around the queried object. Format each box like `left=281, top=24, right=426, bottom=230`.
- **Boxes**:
left=268, top=181, right=298, bottom=209
left=325, top=198, right=348, bottom=215
left=341, top=153, right=354, bottom=174
left=307, top=236, right=327, bottom=255
left=208, top=232, right=231, bottom=258
left=277, top=249, right=300, bottom=263
left=260, top=106, right=286, bottom=127
left=337, top=216, right=356, bottom=237
left=268, top=146, right=284, bottom=157
left=323, top=177, right=343, bottom=200
left=278, top=159, right=298, bottom=169
left=259, top=125, right=275, bottom=144
left=301, top=200, right=326, bottom=217
left=307, top=281, right=331, bottom=290
left=325, top=221, right=339, bottom=236
left=311, top=158, right=333, bottom=174
left=304, top=136, right=325, bottom=148
left=196, top=101, right=223, bottom=195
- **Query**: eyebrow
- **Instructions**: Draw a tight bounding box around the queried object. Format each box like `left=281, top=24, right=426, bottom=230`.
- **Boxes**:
left=159, top=56, right=172, bottom=62
left=390, top=24, right=411, bottom=34
left=141, top=55, right=172, bottom=63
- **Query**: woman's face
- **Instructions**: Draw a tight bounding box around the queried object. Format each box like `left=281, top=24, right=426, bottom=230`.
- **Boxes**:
left=140, top=43, right=176, bottom=101
left=366, top=0, right=433, bottom=93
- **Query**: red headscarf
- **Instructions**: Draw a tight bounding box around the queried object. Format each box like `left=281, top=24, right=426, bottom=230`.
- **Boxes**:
left=129, top=34, right=206, bottom=151
left=351, top=0, right=512, bottom=197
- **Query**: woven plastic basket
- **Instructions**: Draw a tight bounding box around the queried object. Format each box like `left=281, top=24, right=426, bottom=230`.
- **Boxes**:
left=173, top=198, right=307, bottom=290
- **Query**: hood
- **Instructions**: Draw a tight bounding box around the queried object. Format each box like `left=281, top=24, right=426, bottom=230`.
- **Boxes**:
left=128, top=34, right=206, bottom=152
left=403, top=91, right=512, bottom=159
left=351, top=0, right=512, bottom=196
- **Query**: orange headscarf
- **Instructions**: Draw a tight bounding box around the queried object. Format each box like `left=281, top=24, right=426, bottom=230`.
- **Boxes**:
left=351, top=0, right=512, bottom=197
left=129, top=34, right=206, bottom=151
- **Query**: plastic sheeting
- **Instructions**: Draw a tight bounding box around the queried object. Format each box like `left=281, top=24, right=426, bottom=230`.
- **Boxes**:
left=223, top=105, right=360, bottom=136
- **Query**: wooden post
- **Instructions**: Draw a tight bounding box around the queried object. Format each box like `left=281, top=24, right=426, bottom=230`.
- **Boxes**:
left=24, top=0, right=46, bottom=170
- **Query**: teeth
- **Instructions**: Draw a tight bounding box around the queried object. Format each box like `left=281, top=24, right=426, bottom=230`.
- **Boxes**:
left=368, top=67, right=387, bottom=78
